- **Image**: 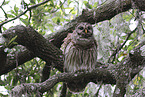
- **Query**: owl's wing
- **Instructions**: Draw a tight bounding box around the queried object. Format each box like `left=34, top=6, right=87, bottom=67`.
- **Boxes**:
left=62, top=33, right=72, bottom=52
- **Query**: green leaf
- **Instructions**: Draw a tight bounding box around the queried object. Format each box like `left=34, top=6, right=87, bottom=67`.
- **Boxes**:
left=93, top=2, right=98, bottom=7
left=83, top=1, right=93, bottom=9
left=8, top=35, right=17, bottom=46
left=14, top=5, right=19, bottom=13
left=10, top=10, right=17, bottom=16
left=88, top=4, right=93, bottom=9
left=83, top=1, right=88, bottom=5
left=30, top=0, right=36, bottom=4
left=123, top=14, right=133, bottom=22
left=67, top=0, right=72, bottom=4
left=57, top=18, right=60, bottom=25
left=69, top=8, right=74, bottom=13
left=4, top=1, right=10, bottom=5
left=12, top=42, right=18, bottom=45
left=12, top=76, right=19, bottom=86
left=0, top=79, right=5, bottom=85
left=2, top=27, right=7, bottom=31
left=20, top=18, right=28, bottom=25
left=7, top=14, right=15, bottom=18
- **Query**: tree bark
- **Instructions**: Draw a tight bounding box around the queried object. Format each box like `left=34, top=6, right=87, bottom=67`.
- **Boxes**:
left=0, top=0, right=135, bottom=75
left=0, top=0, right=145, bottom=96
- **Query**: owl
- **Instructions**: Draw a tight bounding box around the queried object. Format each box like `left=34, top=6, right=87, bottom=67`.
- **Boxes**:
left=62, top=22, right=97, bottom=92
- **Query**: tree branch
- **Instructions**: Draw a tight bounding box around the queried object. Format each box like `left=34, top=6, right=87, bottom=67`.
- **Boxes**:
left=60, top=83, right=67, bottom=97
left=48, top=0, right=132, bottom=48
left=2, top=0, right=145, bottom=97
left=2, top=25, right=64, bottom=72
left=108, top=27, right=138, bottom=63
left=0, top=0, right=50, bottom=27
left=113, top=40, right=145, bottom=96
left=1, top=0, right=145, bottom=76
left=0, top=49, right=35, bottom=75
left=10, top=40, right=145, bottom=96
left=11, top=68, right=115, bottom=96
left=0, top=1, right=145, bottom=96
left=11, top=43, right=145, bottom=97
left=133, top=0, right=145, bottom=11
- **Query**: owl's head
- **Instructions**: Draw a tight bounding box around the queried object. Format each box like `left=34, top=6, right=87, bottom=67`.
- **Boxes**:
left=75, top=22, right=93, bottom=38
left=71, top=22, right=95, bottom=49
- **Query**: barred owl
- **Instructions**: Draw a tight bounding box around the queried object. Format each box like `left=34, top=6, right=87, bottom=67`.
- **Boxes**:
left=62, top=22, right=97, bottom=92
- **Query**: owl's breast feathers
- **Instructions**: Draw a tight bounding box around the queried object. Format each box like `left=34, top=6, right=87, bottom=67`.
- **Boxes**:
left=63, top=33, right=97, bottom=72
left=72, top=36, right=97, bottom=49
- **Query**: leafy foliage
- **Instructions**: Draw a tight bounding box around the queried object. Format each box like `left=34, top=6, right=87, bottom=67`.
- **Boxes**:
left=0, top=0, right=145, bottom=96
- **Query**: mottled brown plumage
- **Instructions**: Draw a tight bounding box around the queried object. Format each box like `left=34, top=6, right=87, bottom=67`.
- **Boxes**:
left=62, top=22, right=97, bottom=92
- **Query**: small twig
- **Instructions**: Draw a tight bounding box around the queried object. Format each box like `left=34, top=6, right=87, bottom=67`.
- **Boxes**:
left=0, top=0, right=6, bottom=33
left=60, top=83, right=67, bottom=97
left=28, top=10, right=32, bottom=25
left=94, top=83, right=102, bottom=97
left=15, top=51, right=19, bottom=71
left=0, top=0, right=50, bottom=27
left=74, top=0, right=79, bottom=15
left=0, top=7, right=8, bottom=20
left=108, top=27, right=138, bottom=63
left=50, top=0, right=67, bottom=13
left=0, top=0, right=5, bottom=7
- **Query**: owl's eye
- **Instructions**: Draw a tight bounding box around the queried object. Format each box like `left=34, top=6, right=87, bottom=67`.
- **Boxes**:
left=77, top=32, right=81, bottom=35
left=78, top=27, right=84, bottom=30
left=88, top=26, right=91, bottom=30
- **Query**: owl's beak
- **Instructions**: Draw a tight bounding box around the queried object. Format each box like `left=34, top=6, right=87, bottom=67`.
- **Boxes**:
left=85, top=29, right=87, bottom=33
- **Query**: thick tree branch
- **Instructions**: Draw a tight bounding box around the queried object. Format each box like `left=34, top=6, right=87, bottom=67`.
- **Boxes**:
left=0, top=0, right=145, bottom=76
left=60, top=83, right=67, bottom=97
left=0, top=1, right=145, bottom=96
left=11, top=44, right=145, bottom=97
left=0, top=49, right=35, bottom=75
left=133, top=0, right=145, bottom=11
left=3, top=37, right=145, bottom=96
left=10, top=40, right=145, bottom=96
left=2, top=25, right=63, bottom=72
left=48, top=0, right=133, bottom=48
left=11, top=68, right=115, bottom=96
left=113, top=40, right=145, bottom=96
left=0, top=0, right=133, bottom=75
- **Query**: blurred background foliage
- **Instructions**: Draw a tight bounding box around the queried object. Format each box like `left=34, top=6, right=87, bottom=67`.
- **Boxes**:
left=0, top=0, right=145, bottom=96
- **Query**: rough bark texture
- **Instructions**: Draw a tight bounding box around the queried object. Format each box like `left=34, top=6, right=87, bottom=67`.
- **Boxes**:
left=0, top=0, right=145, bottom=96
left=0, top=0, right=133, bottom=75
left=11, top=68, right=115, bottom=96
left=2, top=25, right=64, bottom=73
left=133, top=0, right=145, bottom=11
left=48, top=0, right=132, bottom=48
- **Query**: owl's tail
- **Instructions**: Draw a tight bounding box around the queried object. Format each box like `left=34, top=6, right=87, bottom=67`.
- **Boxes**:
left=67, top=78, right=88, bottom=93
